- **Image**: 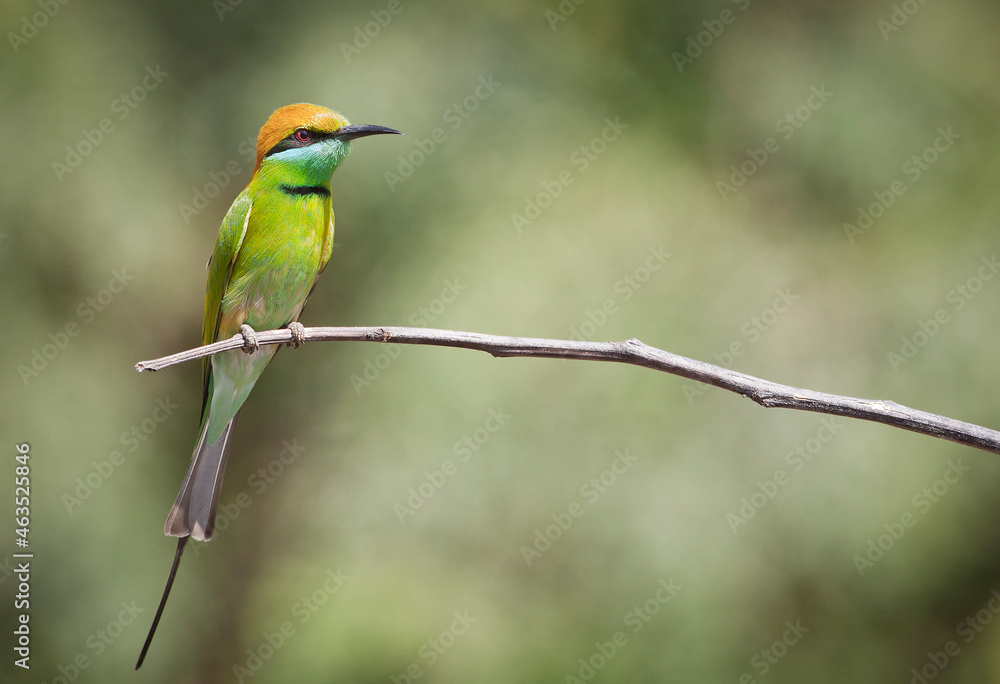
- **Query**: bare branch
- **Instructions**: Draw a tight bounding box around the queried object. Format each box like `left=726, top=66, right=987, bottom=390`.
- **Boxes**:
left=135, top=325, right=1000, bottom=456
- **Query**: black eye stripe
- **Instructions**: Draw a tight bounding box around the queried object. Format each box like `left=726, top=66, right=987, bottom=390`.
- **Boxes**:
left=265, top=129, right=335, bottom=157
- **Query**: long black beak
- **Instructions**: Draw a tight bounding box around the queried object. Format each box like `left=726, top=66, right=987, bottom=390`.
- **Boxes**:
left=334, top=124, right=403, bottom=141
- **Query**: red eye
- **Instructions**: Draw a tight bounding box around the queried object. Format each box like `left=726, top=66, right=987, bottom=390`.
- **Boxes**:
left=294, top=129, right=311, bottom=143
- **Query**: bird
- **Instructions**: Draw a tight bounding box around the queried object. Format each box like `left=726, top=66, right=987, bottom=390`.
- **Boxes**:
left=136, top=103, right=401, bottom=669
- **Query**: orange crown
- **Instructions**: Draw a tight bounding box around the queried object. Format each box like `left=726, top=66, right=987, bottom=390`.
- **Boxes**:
left=254, top=103, right=349, bottom=172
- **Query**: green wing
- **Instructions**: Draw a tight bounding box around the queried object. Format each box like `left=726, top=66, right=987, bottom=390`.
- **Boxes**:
left=200, top=191, right=252, bottom=409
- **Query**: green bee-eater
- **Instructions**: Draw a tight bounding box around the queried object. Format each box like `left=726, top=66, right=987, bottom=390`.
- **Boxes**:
left=136, top=103, right=400, bottom=668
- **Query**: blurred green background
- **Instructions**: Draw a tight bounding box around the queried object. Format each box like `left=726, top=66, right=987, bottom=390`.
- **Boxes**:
left=2, top=0, right=1000, bottom=681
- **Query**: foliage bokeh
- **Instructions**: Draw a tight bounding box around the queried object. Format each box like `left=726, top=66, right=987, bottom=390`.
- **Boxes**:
left=2, top=0, right=1000, bottom=681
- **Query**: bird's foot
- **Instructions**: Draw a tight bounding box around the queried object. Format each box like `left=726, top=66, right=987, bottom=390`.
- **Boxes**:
left=286, top=322, right=306, bottom=349
left=239, top=324, right=259, bottom=354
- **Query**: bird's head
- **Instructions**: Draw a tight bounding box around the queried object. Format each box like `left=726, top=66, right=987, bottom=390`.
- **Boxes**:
left=253, top=103, right=400, bottom=181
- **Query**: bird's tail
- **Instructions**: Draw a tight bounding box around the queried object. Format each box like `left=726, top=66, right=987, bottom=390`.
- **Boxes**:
left=164, top=414, right=238, bottom=541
